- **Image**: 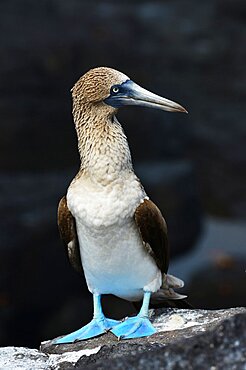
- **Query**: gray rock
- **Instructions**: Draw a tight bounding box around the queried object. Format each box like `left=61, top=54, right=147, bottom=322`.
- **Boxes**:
left=0, top=347, right=49, bottom=370
left=41, top=307, right=246, bottom=355
left=1, top=308, right=245, bottom=369
left=0, top=345, right=101, bottom=370
left=83, top=310, right=246, bottom=370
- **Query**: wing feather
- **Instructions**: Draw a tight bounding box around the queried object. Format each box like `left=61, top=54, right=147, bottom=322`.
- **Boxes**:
left=134, top=199, right=169, bottom=273
left=57, top=196, right=83, bottom=274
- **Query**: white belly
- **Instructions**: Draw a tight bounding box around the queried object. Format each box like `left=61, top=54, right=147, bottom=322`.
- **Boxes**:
left=67, top=173, right=162, bottom=301
left=76, top=219, right=161, bottom=300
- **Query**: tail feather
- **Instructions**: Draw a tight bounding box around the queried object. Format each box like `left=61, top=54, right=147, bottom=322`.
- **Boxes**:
left=150, top=273, right=193, bottom=309
left=149, top=273, right=186, bottom=301
left=164, top=274, right=184, bottom=289
left=152, top=288, right=187, bottom=301
left=133, top=272, right=194, bottom=311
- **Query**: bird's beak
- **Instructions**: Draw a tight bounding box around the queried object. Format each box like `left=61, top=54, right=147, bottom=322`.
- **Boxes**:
left=104, top=80, right=187, bottom=113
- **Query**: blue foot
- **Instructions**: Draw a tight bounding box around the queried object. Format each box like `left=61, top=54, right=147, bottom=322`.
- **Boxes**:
left=54, top=317, right=120, bottom=344
left=110, top=315, right=156, bottom=339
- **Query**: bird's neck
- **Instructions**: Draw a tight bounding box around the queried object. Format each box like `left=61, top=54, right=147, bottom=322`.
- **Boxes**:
left=73, top=103, right=133, bottom=185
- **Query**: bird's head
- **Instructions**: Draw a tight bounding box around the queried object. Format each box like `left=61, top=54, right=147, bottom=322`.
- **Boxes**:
left=72, top=67, right=187, bottom=113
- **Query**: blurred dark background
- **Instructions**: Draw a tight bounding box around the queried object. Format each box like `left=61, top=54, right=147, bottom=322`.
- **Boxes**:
left=0, top=0, right=245, bottom=348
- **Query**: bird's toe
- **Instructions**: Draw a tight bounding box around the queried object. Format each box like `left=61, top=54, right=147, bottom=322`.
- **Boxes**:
left=111, top=315, right=156, bottom=339
left=54, top=317, right=120, bottom=344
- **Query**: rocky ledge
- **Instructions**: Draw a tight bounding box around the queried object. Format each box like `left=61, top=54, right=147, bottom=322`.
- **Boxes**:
left=1, top=307, right=245, bottom=370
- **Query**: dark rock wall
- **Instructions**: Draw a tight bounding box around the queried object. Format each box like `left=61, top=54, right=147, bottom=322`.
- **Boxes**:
left=0, top=0, right=245, bottom=217
left=0, top=0, right=245, bottom=348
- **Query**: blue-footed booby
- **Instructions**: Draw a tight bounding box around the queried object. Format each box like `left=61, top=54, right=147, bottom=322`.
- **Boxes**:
left=55, top=67, right=188, bottom=343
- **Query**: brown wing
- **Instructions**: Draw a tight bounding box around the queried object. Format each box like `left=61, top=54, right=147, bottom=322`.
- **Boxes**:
left=134, top=199, right=169, bottom=274
left=57, top=196, right=83, bottom=274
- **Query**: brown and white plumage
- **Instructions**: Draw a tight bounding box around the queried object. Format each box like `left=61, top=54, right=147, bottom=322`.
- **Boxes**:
left=57, top=67, right=187, bottom=302
left=55, top=67, right=188, bottom=343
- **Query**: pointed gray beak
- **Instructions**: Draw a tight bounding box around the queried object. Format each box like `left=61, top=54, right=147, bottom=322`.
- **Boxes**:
left=104, top=80, right=188, bottom=113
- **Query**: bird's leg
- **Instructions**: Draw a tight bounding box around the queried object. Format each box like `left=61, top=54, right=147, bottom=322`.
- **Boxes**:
left=110, top=291, right=156, bottom=340
left=54, top=294, right=120, bottom=344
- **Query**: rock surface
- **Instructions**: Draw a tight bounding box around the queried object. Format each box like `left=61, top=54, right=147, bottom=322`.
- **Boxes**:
left=83, top=310, right=246, bottom=370
left=1, top=308, right=245, bottom=369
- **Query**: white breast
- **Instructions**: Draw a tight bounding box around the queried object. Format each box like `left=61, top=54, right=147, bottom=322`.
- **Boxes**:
left=67, top=172, right=162, bottom=301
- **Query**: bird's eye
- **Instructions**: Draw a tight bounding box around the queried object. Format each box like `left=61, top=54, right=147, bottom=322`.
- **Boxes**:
left=112, top=86, right=119, bottom=94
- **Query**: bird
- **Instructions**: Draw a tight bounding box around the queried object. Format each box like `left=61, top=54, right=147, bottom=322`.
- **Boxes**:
left=55, top=67, right=188, bottom=343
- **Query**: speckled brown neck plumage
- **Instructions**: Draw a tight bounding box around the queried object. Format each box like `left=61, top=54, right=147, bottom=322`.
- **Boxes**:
left=72, top=99, right=133, bottom=185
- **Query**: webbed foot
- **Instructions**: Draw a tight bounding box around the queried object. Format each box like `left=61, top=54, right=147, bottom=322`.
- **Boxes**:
left=110, top=315, right=156, bottom=339
left=55, top=317, right=120, bottom=344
